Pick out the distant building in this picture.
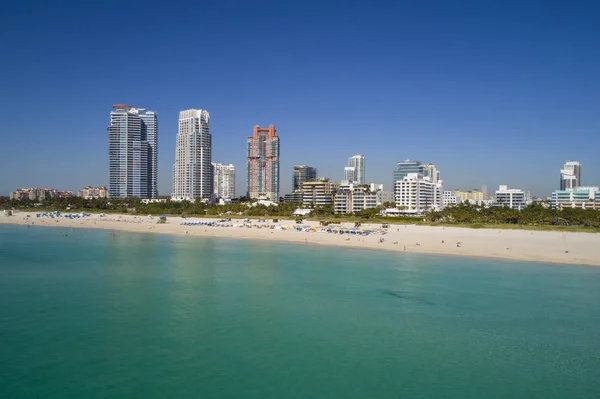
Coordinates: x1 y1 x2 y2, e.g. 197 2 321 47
454 189 484 202
343 167 356 183
107 104 158 199
302 179 336 208
213 163 235 200
78 186 108 199
424 163 440 184
394 173 444 214
376 191 394 206
10 188 59 201
247 125 280 201
346 155 365 184
172 109 212 202
443 190 459 206
494 185 527 210
552 186 599 210
58 191 74 198
293 165 317 191
560 161 582 190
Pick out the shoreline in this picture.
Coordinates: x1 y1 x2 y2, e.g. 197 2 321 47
2 212 599 267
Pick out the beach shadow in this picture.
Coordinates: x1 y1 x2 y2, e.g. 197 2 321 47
382 290 435 306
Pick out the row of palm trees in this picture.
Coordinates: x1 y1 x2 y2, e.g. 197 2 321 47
425 202 600 227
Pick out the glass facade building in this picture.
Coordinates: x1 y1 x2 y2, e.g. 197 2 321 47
293 165 317 191
107 104 158 199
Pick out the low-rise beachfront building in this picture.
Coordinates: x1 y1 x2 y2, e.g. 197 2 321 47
283 191 304 204
141 198 167 204
394 173 444 214
78 186 108 199
494 185 527 210
302 179 337 208
552 186 599 210
334 183 381 214
443 191 459 206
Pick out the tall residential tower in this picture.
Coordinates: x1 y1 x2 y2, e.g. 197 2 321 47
346 155 365 184
107 104 158 199
172 109 213 202
213 163 236 200
247 125 280 201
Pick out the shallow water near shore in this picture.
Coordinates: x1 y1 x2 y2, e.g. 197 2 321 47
1 224 600 398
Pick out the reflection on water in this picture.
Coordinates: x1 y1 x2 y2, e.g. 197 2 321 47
1 225 600 399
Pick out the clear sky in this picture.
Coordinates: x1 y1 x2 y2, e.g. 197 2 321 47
1 0 599 197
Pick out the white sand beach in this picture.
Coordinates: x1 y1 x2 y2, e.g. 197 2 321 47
2 211 599 266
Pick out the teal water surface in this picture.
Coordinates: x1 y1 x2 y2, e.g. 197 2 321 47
1 224 599 398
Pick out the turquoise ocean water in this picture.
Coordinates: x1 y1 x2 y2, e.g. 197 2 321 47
1 224 599 398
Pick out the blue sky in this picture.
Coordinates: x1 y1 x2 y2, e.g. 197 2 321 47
1 0 599 197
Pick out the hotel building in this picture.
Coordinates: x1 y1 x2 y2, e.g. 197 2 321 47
213 163 235 200
78 186 108 199
107 104 158 199
301 179 337 208
334 183 381 214
172 109 213 202
493 185 527 210
394 173 444 214
552 187 599 210
247 125 280 201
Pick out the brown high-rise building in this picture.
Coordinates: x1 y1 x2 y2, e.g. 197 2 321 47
246 125 280 201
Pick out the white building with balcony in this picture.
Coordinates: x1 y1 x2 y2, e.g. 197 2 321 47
443 190 459 206
494 185 527 210
334 183 380 214
394 173 443 214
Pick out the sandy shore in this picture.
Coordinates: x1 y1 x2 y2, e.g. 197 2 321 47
2 211 599 266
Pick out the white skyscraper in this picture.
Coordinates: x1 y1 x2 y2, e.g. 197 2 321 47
560 161 582 190
346 155 365 184
213 163 235 200
344 167 356 183
172 109 213 202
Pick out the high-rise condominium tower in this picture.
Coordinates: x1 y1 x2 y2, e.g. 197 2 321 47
247 125 280 201
213 163 236 200
293 165 317 191
172 109 213 202
560 161 582 190
107 104 158 199
347 155 365 184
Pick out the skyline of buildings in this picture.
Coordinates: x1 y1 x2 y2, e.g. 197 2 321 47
7 103 593 212
172 109 213 202
107 104 158 199
246 125 280 201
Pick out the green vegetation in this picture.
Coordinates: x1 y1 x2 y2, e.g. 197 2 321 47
2 197 599 232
